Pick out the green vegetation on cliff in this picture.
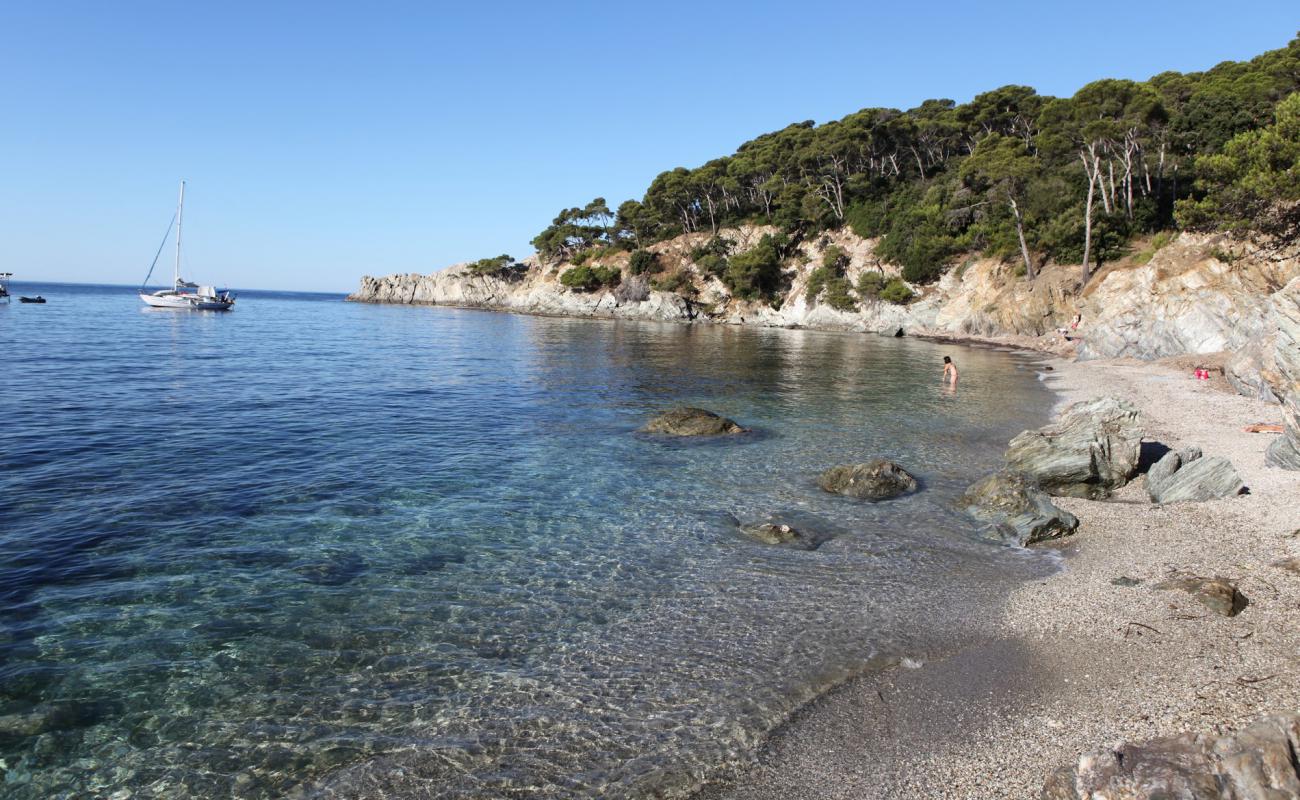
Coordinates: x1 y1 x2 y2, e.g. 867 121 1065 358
532 35 1300 286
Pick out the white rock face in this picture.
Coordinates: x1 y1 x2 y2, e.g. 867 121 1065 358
1075 234 1298 360
1265 277 1300 469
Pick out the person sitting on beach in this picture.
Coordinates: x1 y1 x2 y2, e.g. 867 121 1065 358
942 356 958 385
1071 312 1082 331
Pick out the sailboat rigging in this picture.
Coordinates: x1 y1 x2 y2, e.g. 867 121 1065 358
139 181 235 310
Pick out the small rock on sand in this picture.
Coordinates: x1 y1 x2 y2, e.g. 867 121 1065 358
1042 712 1300 799
1146 448 1246 503
1155 574 1249 617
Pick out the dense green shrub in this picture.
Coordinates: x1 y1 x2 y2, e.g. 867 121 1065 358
724 234 785 301
879 277 915 304
856 271 885 298
467 254 516 276
822 276 857 311
560 264 621 292
628 249 660 275
695 253 728 278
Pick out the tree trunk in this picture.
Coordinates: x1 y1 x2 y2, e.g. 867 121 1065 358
1009 194 1035 280
1080 151 1097 286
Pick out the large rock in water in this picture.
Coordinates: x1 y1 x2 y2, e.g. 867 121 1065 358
1004 396 1142 498
818 460 918 501
1041 713 1300 799
641 407 747 436
739 522 832 551
959 471 1080 547
1265 277 1300 469
1146 447 1245 503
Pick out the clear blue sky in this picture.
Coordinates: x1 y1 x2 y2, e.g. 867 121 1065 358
2 2 1296 292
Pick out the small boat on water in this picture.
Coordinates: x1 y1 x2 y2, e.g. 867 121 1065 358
0 272 11 302
139 181 235 311
19 296 46 304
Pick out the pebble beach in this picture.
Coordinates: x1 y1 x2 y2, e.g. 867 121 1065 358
698 355 1300 799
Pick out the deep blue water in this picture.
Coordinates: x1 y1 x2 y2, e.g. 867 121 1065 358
0 282 1055 798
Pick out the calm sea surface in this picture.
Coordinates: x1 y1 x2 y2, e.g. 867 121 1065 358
1 282 1056 798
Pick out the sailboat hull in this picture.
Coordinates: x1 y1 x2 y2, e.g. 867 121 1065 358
139 291 234 310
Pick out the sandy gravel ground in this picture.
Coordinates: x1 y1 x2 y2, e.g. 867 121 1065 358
697 356 1300 799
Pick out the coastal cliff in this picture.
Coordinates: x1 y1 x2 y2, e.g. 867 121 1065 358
349 226 1297 368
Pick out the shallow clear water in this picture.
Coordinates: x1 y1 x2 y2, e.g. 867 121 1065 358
0 283 1054 798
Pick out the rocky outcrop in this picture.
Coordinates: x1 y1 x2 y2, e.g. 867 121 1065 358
1076 235 1298 361
641 407 747 436
959 470 1080 547
739 522 831 551
1155 574 1249 617
1003 397 1142 499
1146 447 1245 503
1225 338 1282 403
1042 713 1300 799
817 460 918 501
1265 277 1300 469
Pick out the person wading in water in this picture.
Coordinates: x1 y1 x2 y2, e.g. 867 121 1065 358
942 356 958 385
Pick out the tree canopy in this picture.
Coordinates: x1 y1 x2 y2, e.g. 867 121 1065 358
528 35 1300 284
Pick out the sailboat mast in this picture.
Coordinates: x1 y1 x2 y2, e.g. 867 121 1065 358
174 180 186 290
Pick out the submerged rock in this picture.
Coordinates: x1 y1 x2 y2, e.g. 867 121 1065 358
641 407 747 436
1004 396 1142 498
817 460 918 501
1147 447 1245 503
739 522 832 551
1155 574 1249 617
959 470 1079 547
1042 712 1300 799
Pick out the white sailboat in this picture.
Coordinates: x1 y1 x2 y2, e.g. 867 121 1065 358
139 181 235 310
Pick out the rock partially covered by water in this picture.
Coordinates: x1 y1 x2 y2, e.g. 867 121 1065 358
1004 396 1142 499
740 522 831 551
641 407 747 436
1265 277 1300 470
1042 712 1300 799
1146 447 1245 503
817 460 918 501
1155 574 1249 617
959 471 1079 547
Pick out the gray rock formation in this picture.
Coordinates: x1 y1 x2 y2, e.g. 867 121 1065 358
1075 235 1296 361
1225 338 1281 402
739 522 831 551
1155 574 1249 617
1004 396 1142 498
1041 713 1300 799
1146 448 1245 503
959 471 1080 547
817 460 918 501
1265 277 1300 469
641 407 747 436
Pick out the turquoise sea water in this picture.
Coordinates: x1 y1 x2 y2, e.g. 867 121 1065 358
1 283 1055 798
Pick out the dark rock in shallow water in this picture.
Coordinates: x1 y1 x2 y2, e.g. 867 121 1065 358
817 460 918 501
0 701 116 744
1147 447 1245 503
1004 396 1142 499
739 522 833 551
640 407 747 436
1041 712 1300 799
959 470 1079 547
1155 574 1249 617
292 552 367 586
